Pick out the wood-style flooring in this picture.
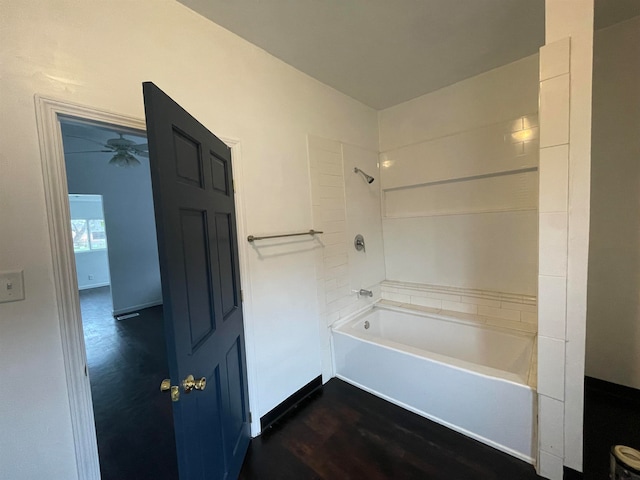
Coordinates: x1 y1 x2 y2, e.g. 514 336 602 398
239 379 543 480
81 286 640 479
80 287 178 480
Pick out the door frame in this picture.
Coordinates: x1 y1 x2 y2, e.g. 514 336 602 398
34 95 259 480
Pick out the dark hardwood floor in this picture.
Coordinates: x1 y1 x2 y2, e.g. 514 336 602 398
80 286 640 479
80 287 178 480
240 379 542 480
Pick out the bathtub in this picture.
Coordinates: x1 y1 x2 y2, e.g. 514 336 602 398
332 304 536 463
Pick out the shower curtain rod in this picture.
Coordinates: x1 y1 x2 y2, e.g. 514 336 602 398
247 229 323 243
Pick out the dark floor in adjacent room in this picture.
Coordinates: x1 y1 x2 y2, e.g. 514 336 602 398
583 376 640 480
239 379 543 480
80 286 178 480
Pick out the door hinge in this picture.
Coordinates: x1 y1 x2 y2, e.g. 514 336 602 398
249 412 252 423
232 179 236 194
240 289 244 302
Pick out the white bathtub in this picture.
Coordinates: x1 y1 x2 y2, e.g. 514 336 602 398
332 304 536 463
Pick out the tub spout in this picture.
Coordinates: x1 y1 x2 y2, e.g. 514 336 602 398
358 289 373 298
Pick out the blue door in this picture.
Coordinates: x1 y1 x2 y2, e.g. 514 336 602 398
143 82 250 479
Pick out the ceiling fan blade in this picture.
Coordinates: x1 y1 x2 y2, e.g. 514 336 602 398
135 151 149 158
63 135 111 148
64 150 113 154
107 137 135 148
130 143 148 152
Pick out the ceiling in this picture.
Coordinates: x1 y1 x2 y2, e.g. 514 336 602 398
178 0 640 110
178 0 545 109
61 120 147 165
595 0 640 30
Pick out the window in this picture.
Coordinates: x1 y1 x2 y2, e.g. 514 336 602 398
88 219 107 249
71 218 107 252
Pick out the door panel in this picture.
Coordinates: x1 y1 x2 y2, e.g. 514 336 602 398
173 128 204 188
144 82 250 480
225 337 247 454
180 209 216 347
215 213 238 319
210 153 229 195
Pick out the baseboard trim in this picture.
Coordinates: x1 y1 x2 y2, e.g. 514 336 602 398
260 375 322 431
563 466 583 479
78 282 110 291
112 300 162 317
585 376 640 402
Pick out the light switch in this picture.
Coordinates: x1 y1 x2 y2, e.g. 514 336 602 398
0 270 25 303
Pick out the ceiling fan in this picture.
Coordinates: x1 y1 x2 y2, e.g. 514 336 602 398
64 132 148 167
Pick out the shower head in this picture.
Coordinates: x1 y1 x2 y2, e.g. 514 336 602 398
354 167 375 184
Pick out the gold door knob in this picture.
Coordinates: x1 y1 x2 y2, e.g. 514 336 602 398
160 379 180 402
182 374 207 393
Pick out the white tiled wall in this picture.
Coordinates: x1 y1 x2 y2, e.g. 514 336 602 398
537 0 594 474
379 116 539 191
539 393 565 457
343 144 386 293
384 170 538 218
382 211 538 295
379 56 541 152
538 212 569 277
539 145 569 213
539 74 570 148
308 135 385 380
381 280 537 335
537 34 571 480
379 54 540 297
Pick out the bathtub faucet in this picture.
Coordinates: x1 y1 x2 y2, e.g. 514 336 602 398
357 288 373 298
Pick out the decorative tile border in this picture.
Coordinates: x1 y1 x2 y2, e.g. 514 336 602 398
381 280 537 333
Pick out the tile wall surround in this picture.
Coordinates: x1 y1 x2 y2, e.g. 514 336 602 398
536 23 589 478
342 143 386 294
379 282 539 389
378 55 540 153
379 56 541 299
379 114 540 195
381 281 537 334
380 114 540 221
307 38 591 478
308 135 384 379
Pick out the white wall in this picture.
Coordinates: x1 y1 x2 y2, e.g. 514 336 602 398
0 2 378 478
586 16 640 390
378 55 540 296
64 126 163 314
68 196 111 290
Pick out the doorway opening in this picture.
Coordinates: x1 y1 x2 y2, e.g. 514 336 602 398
60 117 178 479
36 94 256 480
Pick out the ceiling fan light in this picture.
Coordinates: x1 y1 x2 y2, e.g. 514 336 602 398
126 152 142 167
109 152 141 167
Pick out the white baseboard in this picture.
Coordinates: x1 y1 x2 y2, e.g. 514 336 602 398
78 282 110 291
112 300 162 316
